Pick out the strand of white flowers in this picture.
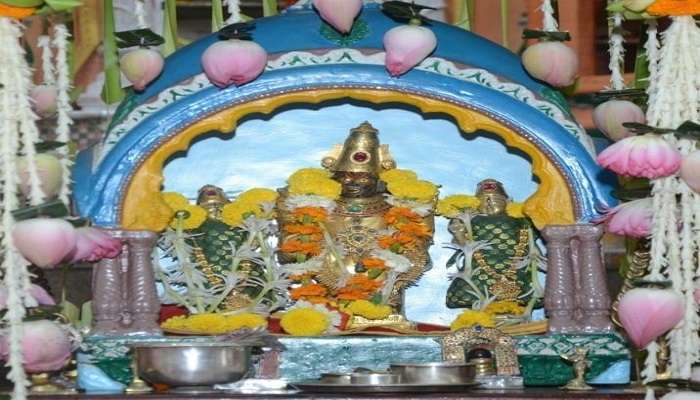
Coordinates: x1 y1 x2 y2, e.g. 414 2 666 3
225 0 241 25
641 340 658 383
608 12 625 90
135 0 147 29
645 19 660 100
0 17 30 400
53 24 74 204
540 0 558 31
37 35 55 85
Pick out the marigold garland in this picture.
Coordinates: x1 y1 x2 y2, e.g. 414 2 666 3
383 207 422 225
437 195 480 217
288 168 331 186
290 283 328 300
386 180 438 203
484 300 525 315
0 3 35 19
236 188 279 204
280 307 330 336
161 313 267 334
279 239 322 257
450 310 496 331
170 204 208 230
290 206 328 222
289 177 342 199
506 202 525 218
361 257 387 270
344 300 392 320
379 169 418 184
221 201 263 227
162 192 190 210
647 0 700 16
284 224 322 235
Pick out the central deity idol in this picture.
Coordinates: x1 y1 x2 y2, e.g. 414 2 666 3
277 122 436 326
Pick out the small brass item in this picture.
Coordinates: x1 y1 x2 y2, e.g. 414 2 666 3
29 373 65 394
560 347 594 391
466 348 496 376
126 353 153 394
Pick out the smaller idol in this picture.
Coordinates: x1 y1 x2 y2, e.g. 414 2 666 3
438 179 544 318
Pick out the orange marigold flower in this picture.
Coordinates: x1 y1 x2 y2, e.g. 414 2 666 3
291 207 328 222
305 296 329 304
288 272 316 281
0 3 36 19
395 232 418 246
384 207 421 225
397 222 431 238
346 275 384 291
647 0 700 16
284 224 322 235
361 258 386 269
280 239 322 256
336 288 371 300
378 235 396 249
290 284 328 300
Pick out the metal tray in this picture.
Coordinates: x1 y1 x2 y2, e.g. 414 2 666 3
293 381 480 393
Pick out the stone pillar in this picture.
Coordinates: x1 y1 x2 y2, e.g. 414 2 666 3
575 225 613 333
542 225 578 333
91 229 161 336
124 230 161 334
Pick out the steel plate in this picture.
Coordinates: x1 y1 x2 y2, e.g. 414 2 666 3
293 381 480 393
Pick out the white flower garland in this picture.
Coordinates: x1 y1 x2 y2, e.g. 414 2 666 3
135 0 147 29
644 19 660 101
37 35 55 85
540 0 559 32
644 16 700 381
226 0 241 25
52 24 74 204
607 11 625 90
0 16 42 400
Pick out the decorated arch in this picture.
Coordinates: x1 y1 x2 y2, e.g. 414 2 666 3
72 2 615 231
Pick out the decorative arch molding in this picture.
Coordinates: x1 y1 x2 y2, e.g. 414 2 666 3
73 62 614 231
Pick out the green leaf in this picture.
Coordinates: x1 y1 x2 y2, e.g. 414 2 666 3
219 22 255 40
60 300 80 325
102 0 125 104
115 29 165 49
34 140 67 153
595 88 647 102
367 268 383 280
521 29 571 42
211 0 224 32
79 301 93 329
611 188 651 201
11 200 70 221
162 0 178 57
369 293 383 305
43 0 81 12
261 0 277 17
382 1 436 24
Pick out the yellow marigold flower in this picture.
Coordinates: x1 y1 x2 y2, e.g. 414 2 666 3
484 301 525 316
280 307 330 336
289 177 342 200
162 192 190 210
379 169 418 184
450 310 496 331
161 313 267 334
170 204 208 230
236 188 279 205
437 194 480 217
221 201 263 227
0 3 36 19
387 180 438 203
288 168 331 187
344 300 392 320
506 202 525 218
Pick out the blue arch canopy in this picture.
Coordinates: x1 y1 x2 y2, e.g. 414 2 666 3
73 4 616 226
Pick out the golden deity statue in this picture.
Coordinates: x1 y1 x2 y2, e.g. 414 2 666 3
277 122 436 328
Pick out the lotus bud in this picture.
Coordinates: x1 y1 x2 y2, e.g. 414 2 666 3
0 284 55 310
30 84 58 117
17 153 63 199
312 0 363 34
119 48 164 92
12 218 77 268
593 100 646 142
202 39 268 88
622 0 656 12
597 134 682 178
618 288 684 348
599 198 653 238
0 320 73 373
521 41 579 87
383 22 437 77
680 150 700 193
65 227 122 264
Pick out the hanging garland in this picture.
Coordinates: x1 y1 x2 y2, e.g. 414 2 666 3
53 23 73 204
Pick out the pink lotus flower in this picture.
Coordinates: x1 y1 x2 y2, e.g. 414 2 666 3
680 150 700 193
0 284 55 309
30 85 58 117
597 134 682 178
65 227 122 263
521 41 579 87
383 23 437 77
120 48 164 91
313 0 362 34
600 198 653 238
12 218 77 268
202 39 268 88
618 288 684 348
593 100 646 142
17 153 63 199
0 320 73 373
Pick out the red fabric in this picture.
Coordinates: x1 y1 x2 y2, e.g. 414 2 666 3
159 304 188 323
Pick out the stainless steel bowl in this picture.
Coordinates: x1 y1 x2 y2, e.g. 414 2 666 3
133 342 251 388
319 373 352 384
390 362 476 384
350 372 402 385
